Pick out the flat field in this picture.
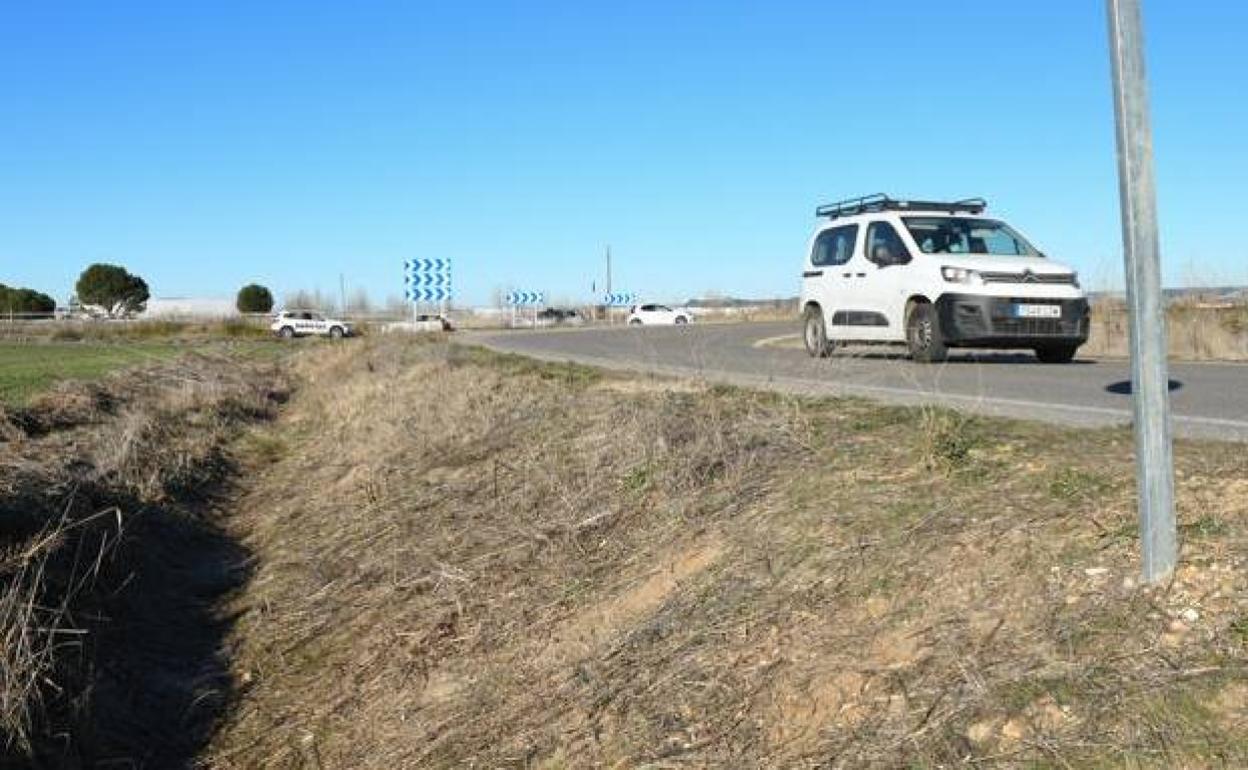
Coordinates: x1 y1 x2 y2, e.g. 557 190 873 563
0 341 179 405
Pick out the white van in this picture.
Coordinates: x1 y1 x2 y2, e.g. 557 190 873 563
799 195 1089 363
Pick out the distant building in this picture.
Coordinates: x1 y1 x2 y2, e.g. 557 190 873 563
141 297 239 319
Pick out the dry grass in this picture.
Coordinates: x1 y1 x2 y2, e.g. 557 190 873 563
0 350 288 765
1085 300 1248 360
207 336 1248 768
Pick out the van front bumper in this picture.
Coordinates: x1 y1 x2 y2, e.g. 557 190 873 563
936 293 1090 347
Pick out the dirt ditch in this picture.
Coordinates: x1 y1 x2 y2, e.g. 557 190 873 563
1 352 287 767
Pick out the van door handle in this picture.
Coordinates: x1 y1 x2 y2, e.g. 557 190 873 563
855 273 866 278
841 272 852 278
803 270 823 278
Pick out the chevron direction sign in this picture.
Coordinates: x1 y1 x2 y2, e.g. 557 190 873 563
404 258 452 278
505 290 544 306
406 286 452 302
602 292 636 307
404 258 452 302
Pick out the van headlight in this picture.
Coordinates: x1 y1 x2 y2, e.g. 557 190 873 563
941 266 982 285
1071 272 1081 289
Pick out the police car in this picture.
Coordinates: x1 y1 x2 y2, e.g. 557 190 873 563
270 310 354 339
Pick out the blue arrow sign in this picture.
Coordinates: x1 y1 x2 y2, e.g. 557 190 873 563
602 292 636 306
404 258 452 295
506 290 545 306
405 274 452 288
404 258 452 274
404 286 452 302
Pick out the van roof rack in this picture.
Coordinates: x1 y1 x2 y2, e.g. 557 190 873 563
815 194 987 219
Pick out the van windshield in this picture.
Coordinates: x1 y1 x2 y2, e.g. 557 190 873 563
902 217 1039 257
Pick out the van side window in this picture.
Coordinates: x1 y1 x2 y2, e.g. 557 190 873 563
811 224 859 267
865 221 911 266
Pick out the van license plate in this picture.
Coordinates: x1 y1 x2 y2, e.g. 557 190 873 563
1013 304 1062 319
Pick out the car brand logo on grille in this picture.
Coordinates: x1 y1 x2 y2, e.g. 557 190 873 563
1021 269 1037 283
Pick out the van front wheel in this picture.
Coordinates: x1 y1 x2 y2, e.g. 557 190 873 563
906 303 947 363
803 306 832 358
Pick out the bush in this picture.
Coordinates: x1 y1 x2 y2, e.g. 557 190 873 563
0 283 56 317
236 284 274 314
75 264 149 317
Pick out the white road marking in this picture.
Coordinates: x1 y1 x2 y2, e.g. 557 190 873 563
751 333 802 349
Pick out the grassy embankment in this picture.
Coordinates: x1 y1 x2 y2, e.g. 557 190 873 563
0 337 288 766
203 336 1248 768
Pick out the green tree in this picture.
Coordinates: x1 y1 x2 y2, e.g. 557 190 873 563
0 283 57 317
75 263 149 316
236 283 275 313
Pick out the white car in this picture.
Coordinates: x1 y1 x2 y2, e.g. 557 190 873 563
271 310 354 339
627 304 694 326
800 194 1089 363
380 314 454 334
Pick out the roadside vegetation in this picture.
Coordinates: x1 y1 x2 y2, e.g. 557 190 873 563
204 336 1248 767
1 348 288 765
3 332 1245 766
1085 299 1248 360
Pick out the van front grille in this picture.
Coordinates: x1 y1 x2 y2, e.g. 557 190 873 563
979 271 1077 286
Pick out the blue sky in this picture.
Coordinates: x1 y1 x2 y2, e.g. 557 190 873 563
2 1 1246 307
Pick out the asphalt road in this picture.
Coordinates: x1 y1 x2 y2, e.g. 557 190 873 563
471 322 1248 441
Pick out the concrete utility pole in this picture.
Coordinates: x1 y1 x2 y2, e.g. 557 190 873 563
1106 0 1176 583
605 245 613 324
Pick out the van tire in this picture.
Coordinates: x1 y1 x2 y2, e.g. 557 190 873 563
329 326 345 339
1034 344 1078 364
279 326 295 339
803 306 832 358
906 303 947 363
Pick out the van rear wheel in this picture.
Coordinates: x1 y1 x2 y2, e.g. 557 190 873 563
803 306 832 358
906 303 947 363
